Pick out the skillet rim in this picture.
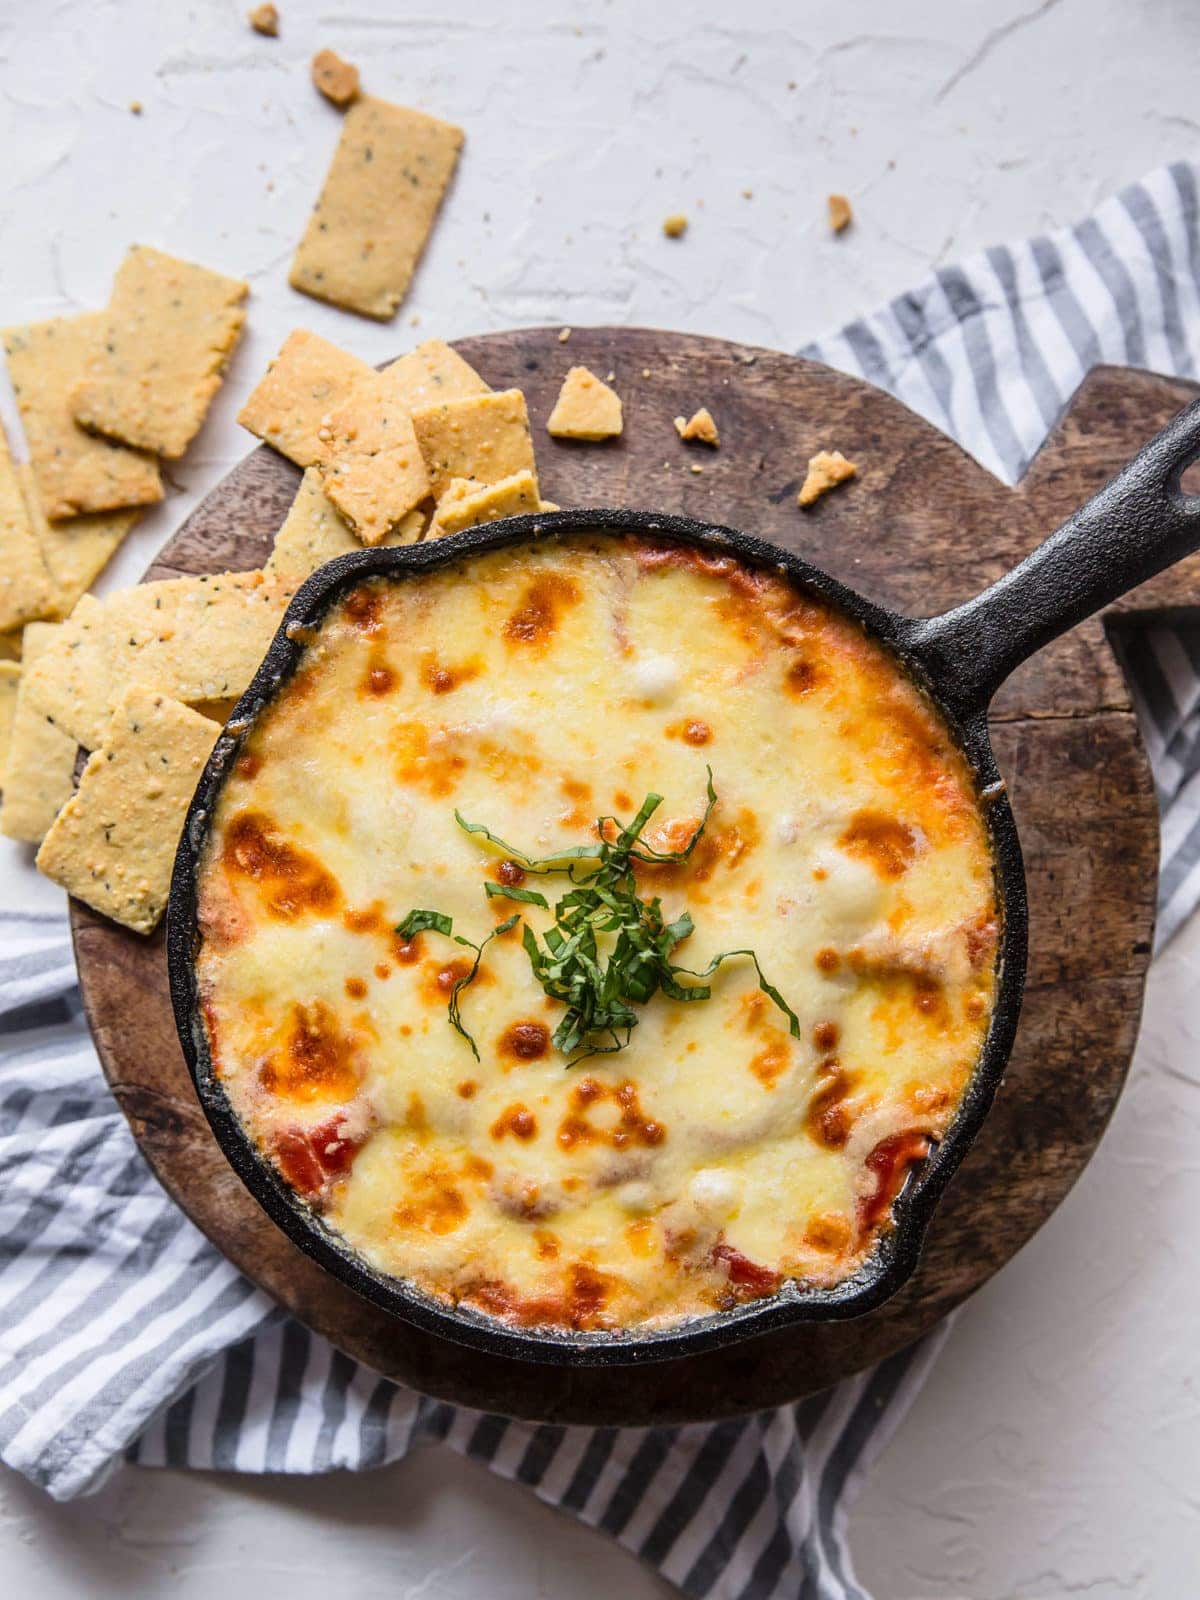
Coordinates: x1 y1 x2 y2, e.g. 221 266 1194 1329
166 507 1027 1368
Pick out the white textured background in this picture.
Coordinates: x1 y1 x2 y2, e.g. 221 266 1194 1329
3 0 1200 1594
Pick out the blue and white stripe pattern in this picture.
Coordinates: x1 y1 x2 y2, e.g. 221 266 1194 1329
5 161 1200 1598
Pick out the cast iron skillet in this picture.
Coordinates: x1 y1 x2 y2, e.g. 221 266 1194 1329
169 398 1200 1368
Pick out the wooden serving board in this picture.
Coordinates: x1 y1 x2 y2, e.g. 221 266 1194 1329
71 329 1200 1424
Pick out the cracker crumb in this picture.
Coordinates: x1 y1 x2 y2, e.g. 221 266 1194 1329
558 327 572 343
312 47 361 108
690 464 703 474
546 367 622 441
798 449 857 508
662 213 688 239
129 100 143 115
741 188 753 199
674 407 719 447
641 367 651 379
828 193 853 234
248 3 279 35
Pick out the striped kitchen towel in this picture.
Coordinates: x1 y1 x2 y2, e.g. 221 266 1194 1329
5 159 1200 1600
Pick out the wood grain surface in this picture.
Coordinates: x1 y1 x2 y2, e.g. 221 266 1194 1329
70 328 1200 1423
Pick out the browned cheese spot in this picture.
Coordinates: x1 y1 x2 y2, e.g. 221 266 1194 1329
260 1001 360 1104
749 1039 789 1088
394 1167 469 1236
499 1020 551 1061
343 583 386 636
390 721 468 798
362 660 398 697
223 811 342 921
784 655 822 696
813 1020 840 1052
839 809 917 879
420 650 482 696
503 572 581 648
557 1077 665 1151
490 1103 538 1141
804 1212 853 1254
804 1059 859 1148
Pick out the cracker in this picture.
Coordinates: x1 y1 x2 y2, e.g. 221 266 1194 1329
428 470 543 539
266 468 425 582
411 389 536 499
312 48 360 107
20 593 111 749
674 407 719 446
317 387 430 544
104 571 295 717
237 329 373 468
71 245 249 458
797 449 857 508
546 367 623 441
23 573 293 750
0 623 79 843
0 631 20 661
36 686 219 935
18 463 139 615
0 660 19 785
289 96 464 320
379 339 489 410
0 421 59 632
4 314 163 519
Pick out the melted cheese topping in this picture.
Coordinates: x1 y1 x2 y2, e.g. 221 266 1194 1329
196 537 998 1332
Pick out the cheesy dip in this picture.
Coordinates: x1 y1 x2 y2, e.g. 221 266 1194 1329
195 535 998 1332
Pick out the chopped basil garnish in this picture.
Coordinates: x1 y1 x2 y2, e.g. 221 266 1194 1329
398 769 799 1065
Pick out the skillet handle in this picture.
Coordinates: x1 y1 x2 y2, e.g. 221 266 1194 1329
904 396 1200 718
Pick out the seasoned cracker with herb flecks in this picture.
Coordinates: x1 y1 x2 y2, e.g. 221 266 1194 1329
378 339 489 410
36 686 219 935
71 245 248 459
289 96 464 320
23 572 294 750
237 328 374 469
18 464 140 616
317 379 431 543
0 422 59 633
0 622 79 843
4 314 163 519
411 389 537 499
0 660 19 785
428 470 544 539
266 469 426 584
